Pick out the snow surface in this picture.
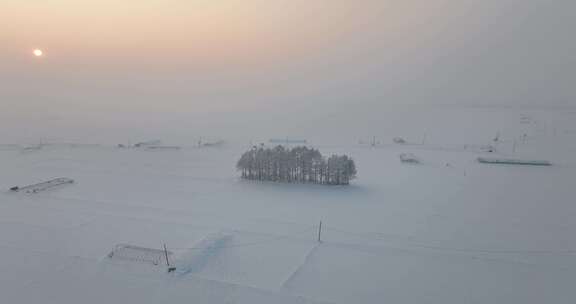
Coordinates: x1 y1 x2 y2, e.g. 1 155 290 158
1 108 576 303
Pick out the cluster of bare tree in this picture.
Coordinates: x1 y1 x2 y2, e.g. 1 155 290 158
237 145 357 185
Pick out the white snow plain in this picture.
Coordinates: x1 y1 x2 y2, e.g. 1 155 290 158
1 108 576 303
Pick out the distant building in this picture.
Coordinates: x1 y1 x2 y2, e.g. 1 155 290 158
399 153 419 164
393 137 406 144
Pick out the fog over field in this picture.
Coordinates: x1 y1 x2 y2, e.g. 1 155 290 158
2 0 575 143
1 1 576 303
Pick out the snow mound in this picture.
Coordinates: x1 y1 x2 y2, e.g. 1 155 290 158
172 233 234 276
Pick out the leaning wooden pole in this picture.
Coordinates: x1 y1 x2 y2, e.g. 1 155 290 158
163 244 170 267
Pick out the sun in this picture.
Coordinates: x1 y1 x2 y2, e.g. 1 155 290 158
33 49 44 57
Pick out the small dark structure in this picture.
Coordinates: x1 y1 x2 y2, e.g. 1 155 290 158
108 244 173 266
477 157 551 166
399 153 420 164
10 178 75 193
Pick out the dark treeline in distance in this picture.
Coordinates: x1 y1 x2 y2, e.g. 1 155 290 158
237 145 357 185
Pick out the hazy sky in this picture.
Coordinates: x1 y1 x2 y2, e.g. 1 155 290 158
1 0 575 142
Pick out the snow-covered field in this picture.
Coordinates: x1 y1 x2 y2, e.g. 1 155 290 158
1 108 576 303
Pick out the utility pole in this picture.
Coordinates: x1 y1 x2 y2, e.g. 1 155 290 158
317 221 323 243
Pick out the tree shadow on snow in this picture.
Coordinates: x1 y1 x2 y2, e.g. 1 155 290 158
235 178 373 198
